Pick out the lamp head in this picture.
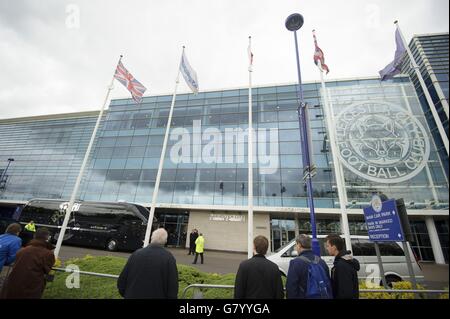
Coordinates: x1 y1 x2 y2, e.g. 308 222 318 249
285 13 304 31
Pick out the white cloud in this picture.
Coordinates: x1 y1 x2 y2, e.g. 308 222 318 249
0 0 448 119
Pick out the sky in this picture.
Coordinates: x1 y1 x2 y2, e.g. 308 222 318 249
0 0 448 119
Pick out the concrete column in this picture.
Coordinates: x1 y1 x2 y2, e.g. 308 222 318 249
425 216 446 264
294 215 300 239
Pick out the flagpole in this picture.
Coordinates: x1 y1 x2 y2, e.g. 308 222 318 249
54 55 123 259
143 47 183 247
395 21 449 156
247 36 254 259
313 31 352 253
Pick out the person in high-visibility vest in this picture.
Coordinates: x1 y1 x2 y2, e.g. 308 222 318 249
24 221 36 232
192 233 205 264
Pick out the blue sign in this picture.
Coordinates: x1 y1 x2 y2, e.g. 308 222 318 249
363 196 405 242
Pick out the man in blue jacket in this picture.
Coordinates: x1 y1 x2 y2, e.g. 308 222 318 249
0 223 22 273
286 234 331 299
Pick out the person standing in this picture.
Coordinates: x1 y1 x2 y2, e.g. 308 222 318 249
325 234 360 299
2 228 55 299
0 223 22 273
22 220 36 247
117 228 178 299
286 234 332 299
234 235 284 299
24 221 36 233
188 229 198 255
192 233 204 264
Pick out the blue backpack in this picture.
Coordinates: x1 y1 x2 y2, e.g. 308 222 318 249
299 255 333 299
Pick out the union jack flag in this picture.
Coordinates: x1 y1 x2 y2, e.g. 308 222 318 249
114 61 147 104
313 31 330 74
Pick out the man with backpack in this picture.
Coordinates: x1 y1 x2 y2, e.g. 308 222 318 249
286 234 332 299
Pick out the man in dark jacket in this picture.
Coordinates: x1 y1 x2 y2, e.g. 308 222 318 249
234 235 284 299
325 234 360 299
2 228 55 299
188 229 198 255
117 228 178 299
286 234 330 299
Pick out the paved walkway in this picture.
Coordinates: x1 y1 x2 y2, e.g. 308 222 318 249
58 245 247 274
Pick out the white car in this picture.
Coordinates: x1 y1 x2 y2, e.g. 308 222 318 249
266 235 424 286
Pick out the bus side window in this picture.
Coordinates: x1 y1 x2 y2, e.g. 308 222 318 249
357 239 377 256
379 242 405 256
351 239 363 256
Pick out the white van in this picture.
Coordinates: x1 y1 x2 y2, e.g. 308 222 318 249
266 235 424 286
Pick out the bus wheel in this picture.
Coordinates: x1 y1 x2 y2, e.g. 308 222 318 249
106 239 118 251
383 275 402 288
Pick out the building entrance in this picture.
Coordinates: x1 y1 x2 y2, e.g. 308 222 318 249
154 209 189 247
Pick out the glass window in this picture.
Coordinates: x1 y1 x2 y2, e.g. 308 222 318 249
214 181 235 197
148 135 164 145
221 103 239 113
215 168 237 181
281 183 303 197
259 112 278 123
106 169 124 181
280 155 301 168
136 182 155 196
175 169 195 181
96 147 114 158
131 136 148 146
280 141 301 154
355 239 377 256
279 129 300 141
278 110 298 122
109 158 127 169
146 145 163 157
161 169 177 181
116 136 132 147
220 113 240 125
102 181 120 193
140 169 157 181
125 158 143 169
379 242 404 256
198 168 215 182
129 146 146 157
281 168 302 183
89 170 107 181
98 137 116 147
113 147 130 159
118 182 137 197
123 169 141 181
93 159 111 169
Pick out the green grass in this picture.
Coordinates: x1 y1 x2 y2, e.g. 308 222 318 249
43 255 237 299
44 255 447 299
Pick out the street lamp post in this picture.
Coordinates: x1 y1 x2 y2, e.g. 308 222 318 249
0 158 15 190
285 13 320 256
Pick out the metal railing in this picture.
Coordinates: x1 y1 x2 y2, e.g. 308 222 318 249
49 268 448 299
52 267 119 279
180 283 448 299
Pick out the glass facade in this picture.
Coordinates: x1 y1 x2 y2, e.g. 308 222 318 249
0 77 448 211
326 78 448 209
0 113 100 201
402 33 449 179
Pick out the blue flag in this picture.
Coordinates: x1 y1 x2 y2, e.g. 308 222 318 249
379 28 407 81
180 51 199 94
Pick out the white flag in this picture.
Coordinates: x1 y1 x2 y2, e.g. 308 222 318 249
248 37 253 71
180 51 199 94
